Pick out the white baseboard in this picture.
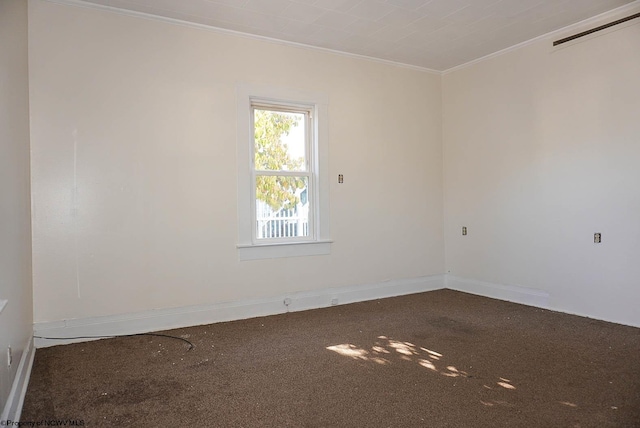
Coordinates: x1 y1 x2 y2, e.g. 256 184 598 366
1 336 35 422
446 275 550 309
34 274 446 348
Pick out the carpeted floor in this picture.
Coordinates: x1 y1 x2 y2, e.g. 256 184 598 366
22 290 640 427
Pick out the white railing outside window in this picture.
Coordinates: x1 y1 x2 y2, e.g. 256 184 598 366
256 199 309 239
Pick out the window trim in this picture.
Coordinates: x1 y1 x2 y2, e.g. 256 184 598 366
236 84 331 261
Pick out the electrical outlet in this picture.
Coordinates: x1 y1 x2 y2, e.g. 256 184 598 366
594 233 601 243
462 226 467 236
331 298 338 306
283 297 292 307
338 174 344 184
7 346 11 367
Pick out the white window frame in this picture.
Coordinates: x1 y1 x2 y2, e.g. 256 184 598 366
250 100 314 243
236 84 331 261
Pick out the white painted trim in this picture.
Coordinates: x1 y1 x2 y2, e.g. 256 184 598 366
34 275 446 348
236 84 331 260
443 1 640 74
544 307 640 330
1 337 35 423
238 240 332 261
446 275 550 309
43 0 440 75
445 275 640 328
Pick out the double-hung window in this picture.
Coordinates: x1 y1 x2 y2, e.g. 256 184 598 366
251 101 313 242
236 85 331 260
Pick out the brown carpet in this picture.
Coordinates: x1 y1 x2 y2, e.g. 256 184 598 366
22 290 640 427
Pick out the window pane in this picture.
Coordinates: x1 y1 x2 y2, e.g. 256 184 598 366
256 176 309 239
254 108 306 172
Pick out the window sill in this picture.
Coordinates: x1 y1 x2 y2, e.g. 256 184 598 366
237 240 332 261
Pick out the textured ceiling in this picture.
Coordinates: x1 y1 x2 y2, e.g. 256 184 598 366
77 0 636 71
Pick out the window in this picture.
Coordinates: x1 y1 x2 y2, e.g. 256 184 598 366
236 84 331 260
251 102 312 242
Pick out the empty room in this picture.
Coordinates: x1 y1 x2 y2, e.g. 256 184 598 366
1 0 639 426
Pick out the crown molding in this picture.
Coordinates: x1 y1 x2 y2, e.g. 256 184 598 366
443 0 640 75
44 0 442 75
37 0 640 78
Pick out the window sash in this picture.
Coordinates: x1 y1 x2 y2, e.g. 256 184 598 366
254 185 311 241
251 103 312 174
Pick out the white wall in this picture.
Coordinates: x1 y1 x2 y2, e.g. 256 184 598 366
0 0 34 412
29 0 444 324
443 8 640 326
